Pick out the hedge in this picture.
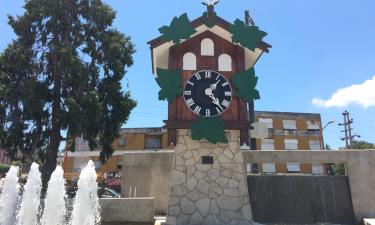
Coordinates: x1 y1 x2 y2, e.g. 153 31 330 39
0 164 10 174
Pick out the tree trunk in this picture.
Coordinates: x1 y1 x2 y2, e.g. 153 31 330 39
42 37 61 192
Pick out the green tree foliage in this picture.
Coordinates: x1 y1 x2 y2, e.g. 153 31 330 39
0 0 136 185
230 19 267 51
350 140 375 149
159 13 197 44
0 164 11 174
191 117 227 144
155 68 182 102
232 67 260 103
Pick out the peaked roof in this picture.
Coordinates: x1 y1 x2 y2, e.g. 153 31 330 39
148 14 272 52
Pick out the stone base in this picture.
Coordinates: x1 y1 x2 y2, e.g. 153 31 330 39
166 129 253 225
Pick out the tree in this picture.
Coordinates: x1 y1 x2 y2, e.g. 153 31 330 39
0 0 136 187
350 140 375 149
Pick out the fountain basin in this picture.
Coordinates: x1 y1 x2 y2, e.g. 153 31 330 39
100 197 155 224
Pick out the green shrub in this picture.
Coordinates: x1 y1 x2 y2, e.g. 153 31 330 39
0 164 10 174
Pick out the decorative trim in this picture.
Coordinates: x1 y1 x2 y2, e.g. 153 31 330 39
159 13 197 44
155 68 182 102
230 19 267 51
232 67 260 103
190 117 228 144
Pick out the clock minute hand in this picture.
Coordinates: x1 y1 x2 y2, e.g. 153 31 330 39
210 80 220 91
205 87 223 111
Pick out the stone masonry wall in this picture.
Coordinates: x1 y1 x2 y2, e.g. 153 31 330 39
166 129 253 225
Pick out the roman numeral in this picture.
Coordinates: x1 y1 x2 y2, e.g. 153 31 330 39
221 81 229 87
194 73 201 80
194 106 202 114
205 71 211 78
186 98 194 107
184 90 191 96
221 99 230 108
187 81 194 86
225 91 232 97
205 109 211 117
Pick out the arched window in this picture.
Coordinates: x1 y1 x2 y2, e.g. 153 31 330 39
218 54 232 71
183 52 197 70
201 38 214 56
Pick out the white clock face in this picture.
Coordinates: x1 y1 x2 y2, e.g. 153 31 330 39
183 70 232 117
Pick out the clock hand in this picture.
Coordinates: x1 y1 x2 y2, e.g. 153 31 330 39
205 87 224 110
210 80 220 91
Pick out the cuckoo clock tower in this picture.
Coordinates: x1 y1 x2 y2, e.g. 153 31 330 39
148 2 270 225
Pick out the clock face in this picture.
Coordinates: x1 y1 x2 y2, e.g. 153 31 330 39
183 70 232 117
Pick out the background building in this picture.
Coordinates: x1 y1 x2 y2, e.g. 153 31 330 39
0 149 10 165
63 111 325 178
253 111 324 174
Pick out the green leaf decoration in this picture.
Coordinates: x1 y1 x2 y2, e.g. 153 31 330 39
202 12 217 28
230 19 267 51
159 13 197 44
232 67 260 103
155 68 182 102
191 117 228 144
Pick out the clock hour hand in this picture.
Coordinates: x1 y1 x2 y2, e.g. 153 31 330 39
205 88 223 111
210 80 220 91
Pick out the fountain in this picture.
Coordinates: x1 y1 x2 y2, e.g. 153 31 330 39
0 166 19 225
0 160 101 225
70 160 101 225
16 162 42 225
40 165 66 225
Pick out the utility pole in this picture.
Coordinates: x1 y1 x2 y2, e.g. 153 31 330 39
339 110 360 149
245 10 256 150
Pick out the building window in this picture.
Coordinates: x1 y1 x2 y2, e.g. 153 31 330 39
261 139 274 150
145 135 161 150
118 137 127 147
283 120 297 135
183 52 197 70
307 121 320 130
312 163 324 175
307 121 321 136
262 163 276 173
287 162 300 173
201 38 214 56
309 140 321 150
284 139 298 150
259 118 273 128
218 54 232 71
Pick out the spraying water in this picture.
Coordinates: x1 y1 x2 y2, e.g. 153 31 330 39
71 160 101 225
0 166 19 225
40 165 66 225
16 162 42 225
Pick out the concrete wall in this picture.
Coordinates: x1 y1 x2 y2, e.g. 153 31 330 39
243 150 375 223
248 175 354 224
100 198 154 224
122 151 174 214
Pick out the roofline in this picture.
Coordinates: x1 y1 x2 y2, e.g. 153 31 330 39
147 15 271 53
255 111 321 119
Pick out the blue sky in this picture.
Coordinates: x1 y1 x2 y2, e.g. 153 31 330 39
1 0 375 149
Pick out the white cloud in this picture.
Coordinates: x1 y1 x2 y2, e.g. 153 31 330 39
312 75 375 108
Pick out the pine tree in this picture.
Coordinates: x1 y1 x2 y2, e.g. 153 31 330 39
0 0 136 187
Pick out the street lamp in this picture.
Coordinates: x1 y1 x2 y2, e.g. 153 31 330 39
321 120 335 150
323 120 335 130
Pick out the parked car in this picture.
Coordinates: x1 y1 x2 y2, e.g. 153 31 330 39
98 187 121 198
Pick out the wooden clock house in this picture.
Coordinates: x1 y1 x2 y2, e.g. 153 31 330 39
148 7 271 146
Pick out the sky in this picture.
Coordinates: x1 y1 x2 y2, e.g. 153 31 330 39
1 0 375 149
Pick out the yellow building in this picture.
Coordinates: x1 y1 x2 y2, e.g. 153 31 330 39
253 111 324 174
63 111 325 178
63 128 169 179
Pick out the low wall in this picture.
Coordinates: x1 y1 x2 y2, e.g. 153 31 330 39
100 198 155 224
248 175 354 224
122 151 173 214
243 150 375 223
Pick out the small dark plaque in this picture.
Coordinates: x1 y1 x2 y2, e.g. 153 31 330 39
202 156 214 164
